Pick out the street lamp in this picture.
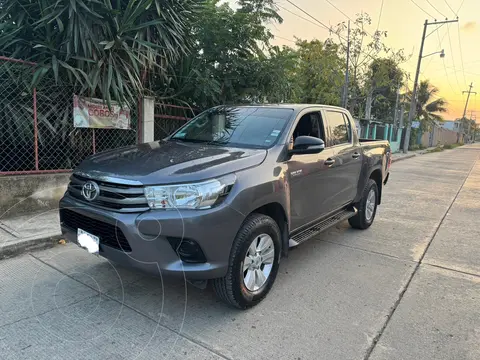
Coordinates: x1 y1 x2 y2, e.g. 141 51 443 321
402 18 458 154
422 49 445 59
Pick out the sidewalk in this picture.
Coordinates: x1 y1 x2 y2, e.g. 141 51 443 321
0 210 62 259
392 146 439 162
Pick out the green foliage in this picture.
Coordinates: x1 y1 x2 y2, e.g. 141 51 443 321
150 0 287 108
443 143 463 149
0 0 202 106
1 0 445 132
367 58 404 120
289 39 344 105
332 13 407 118
427 146 444 153
414 80 447 131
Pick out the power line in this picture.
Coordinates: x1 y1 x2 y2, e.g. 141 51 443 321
377 0 385 31
284 0 331 32
422 24 447 72
456 0 466 14
409 0 435 18
446 24 462 90
276 3 331 32
321 0 375 38
421 24 457 95
323 0 354 24
273 34 297 44
456 22 468 87
283 0 380 63
443 0 456 16
426 0 447 18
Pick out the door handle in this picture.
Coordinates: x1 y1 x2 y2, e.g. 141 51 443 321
324 158 335 166
352 152 361 159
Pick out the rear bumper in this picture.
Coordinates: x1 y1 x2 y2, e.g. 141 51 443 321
59 195 245 280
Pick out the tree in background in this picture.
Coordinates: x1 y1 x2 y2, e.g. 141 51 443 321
414 80 447 131
152 0 285 108
333 13 408 118
0 0 202 170
367 58 404 121
0 0 202 106
289 39 344 105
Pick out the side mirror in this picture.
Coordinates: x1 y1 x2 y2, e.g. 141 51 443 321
289 136 325 155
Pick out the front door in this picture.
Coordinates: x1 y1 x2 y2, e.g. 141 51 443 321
324 110 363 210
288 111 337 231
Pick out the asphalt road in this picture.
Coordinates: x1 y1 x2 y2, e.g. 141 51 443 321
1 145 479 360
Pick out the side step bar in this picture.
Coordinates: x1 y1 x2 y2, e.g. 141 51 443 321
289 207 357 248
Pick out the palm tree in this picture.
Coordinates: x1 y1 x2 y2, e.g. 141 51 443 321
0 0 202 106
414 80 448 130
0 0 202 171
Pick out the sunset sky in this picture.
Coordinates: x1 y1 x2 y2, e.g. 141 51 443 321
228 0 480 121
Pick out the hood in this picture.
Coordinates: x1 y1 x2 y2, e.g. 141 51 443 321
75 140 267 185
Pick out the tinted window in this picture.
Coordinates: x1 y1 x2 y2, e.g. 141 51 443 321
293 112 324 141
343 113 352 142
327 111 350 145
171 107 293 148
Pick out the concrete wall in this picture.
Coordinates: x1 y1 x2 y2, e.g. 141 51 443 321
0 173 71 219
419 127 462 148
390 128 403 153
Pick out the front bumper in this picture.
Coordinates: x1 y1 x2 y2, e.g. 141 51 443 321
59 195 245 280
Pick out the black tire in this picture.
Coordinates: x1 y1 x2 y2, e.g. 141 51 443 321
348 179 379 230
212 213 281 309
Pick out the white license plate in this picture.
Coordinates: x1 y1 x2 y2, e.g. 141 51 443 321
77 228 100 254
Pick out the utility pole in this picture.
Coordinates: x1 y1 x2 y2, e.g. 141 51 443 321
461 83 476 142
399 103 406 128
462 83 476 119
403 18 458 153
342 21 351 108
393 84 401 125
365 91 373 120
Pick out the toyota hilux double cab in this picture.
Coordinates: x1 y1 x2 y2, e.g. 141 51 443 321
59 104 391 309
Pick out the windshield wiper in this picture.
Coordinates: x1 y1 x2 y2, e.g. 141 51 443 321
170 138 212 143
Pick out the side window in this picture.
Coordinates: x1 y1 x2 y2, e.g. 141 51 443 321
326 111 350 146
292 112 325 142
343 113 353 142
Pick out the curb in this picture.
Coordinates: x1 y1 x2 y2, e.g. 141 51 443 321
0 232 63 260
392 154 416 163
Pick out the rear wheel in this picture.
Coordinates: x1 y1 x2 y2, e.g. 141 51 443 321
349 179 378 230
212 213 281 309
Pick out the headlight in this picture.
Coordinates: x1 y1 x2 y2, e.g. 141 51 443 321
144 174 236 210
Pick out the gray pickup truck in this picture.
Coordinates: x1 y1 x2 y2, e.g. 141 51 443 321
59 104 391 309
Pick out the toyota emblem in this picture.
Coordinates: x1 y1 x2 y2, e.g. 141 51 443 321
82 181 100 201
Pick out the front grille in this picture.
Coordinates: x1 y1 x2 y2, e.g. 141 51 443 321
68 174 149 213
60 208 132 252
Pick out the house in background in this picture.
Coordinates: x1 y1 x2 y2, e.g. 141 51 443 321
441 119 462 132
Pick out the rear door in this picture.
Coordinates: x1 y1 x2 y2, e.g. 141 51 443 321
287 110 337 231
323 110 363 210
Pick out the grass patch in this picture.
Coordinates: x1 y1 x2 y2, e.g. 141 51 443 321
427 146 444 153
443 143 463 149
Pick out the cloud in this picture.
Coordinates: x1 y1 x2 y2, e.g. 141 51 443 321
461 21 477 32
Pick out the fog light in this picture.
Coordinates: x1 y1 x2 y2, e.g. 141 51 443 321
167 237 207 263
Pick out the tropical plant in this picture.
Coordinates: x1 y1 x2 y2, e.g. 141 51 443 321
414 80 448 131
0 0 202 106
0 0 201 171
152 0 285 108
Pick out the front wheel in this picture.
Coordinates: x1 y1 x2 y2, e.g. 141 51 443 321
349 179 379 230
212 213 281 309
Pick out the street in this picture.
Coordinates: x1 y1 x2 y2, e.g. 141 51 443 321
1 145 479 360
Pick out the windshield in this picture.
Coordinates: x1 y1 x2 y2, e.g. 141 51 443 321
170 106 293 148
